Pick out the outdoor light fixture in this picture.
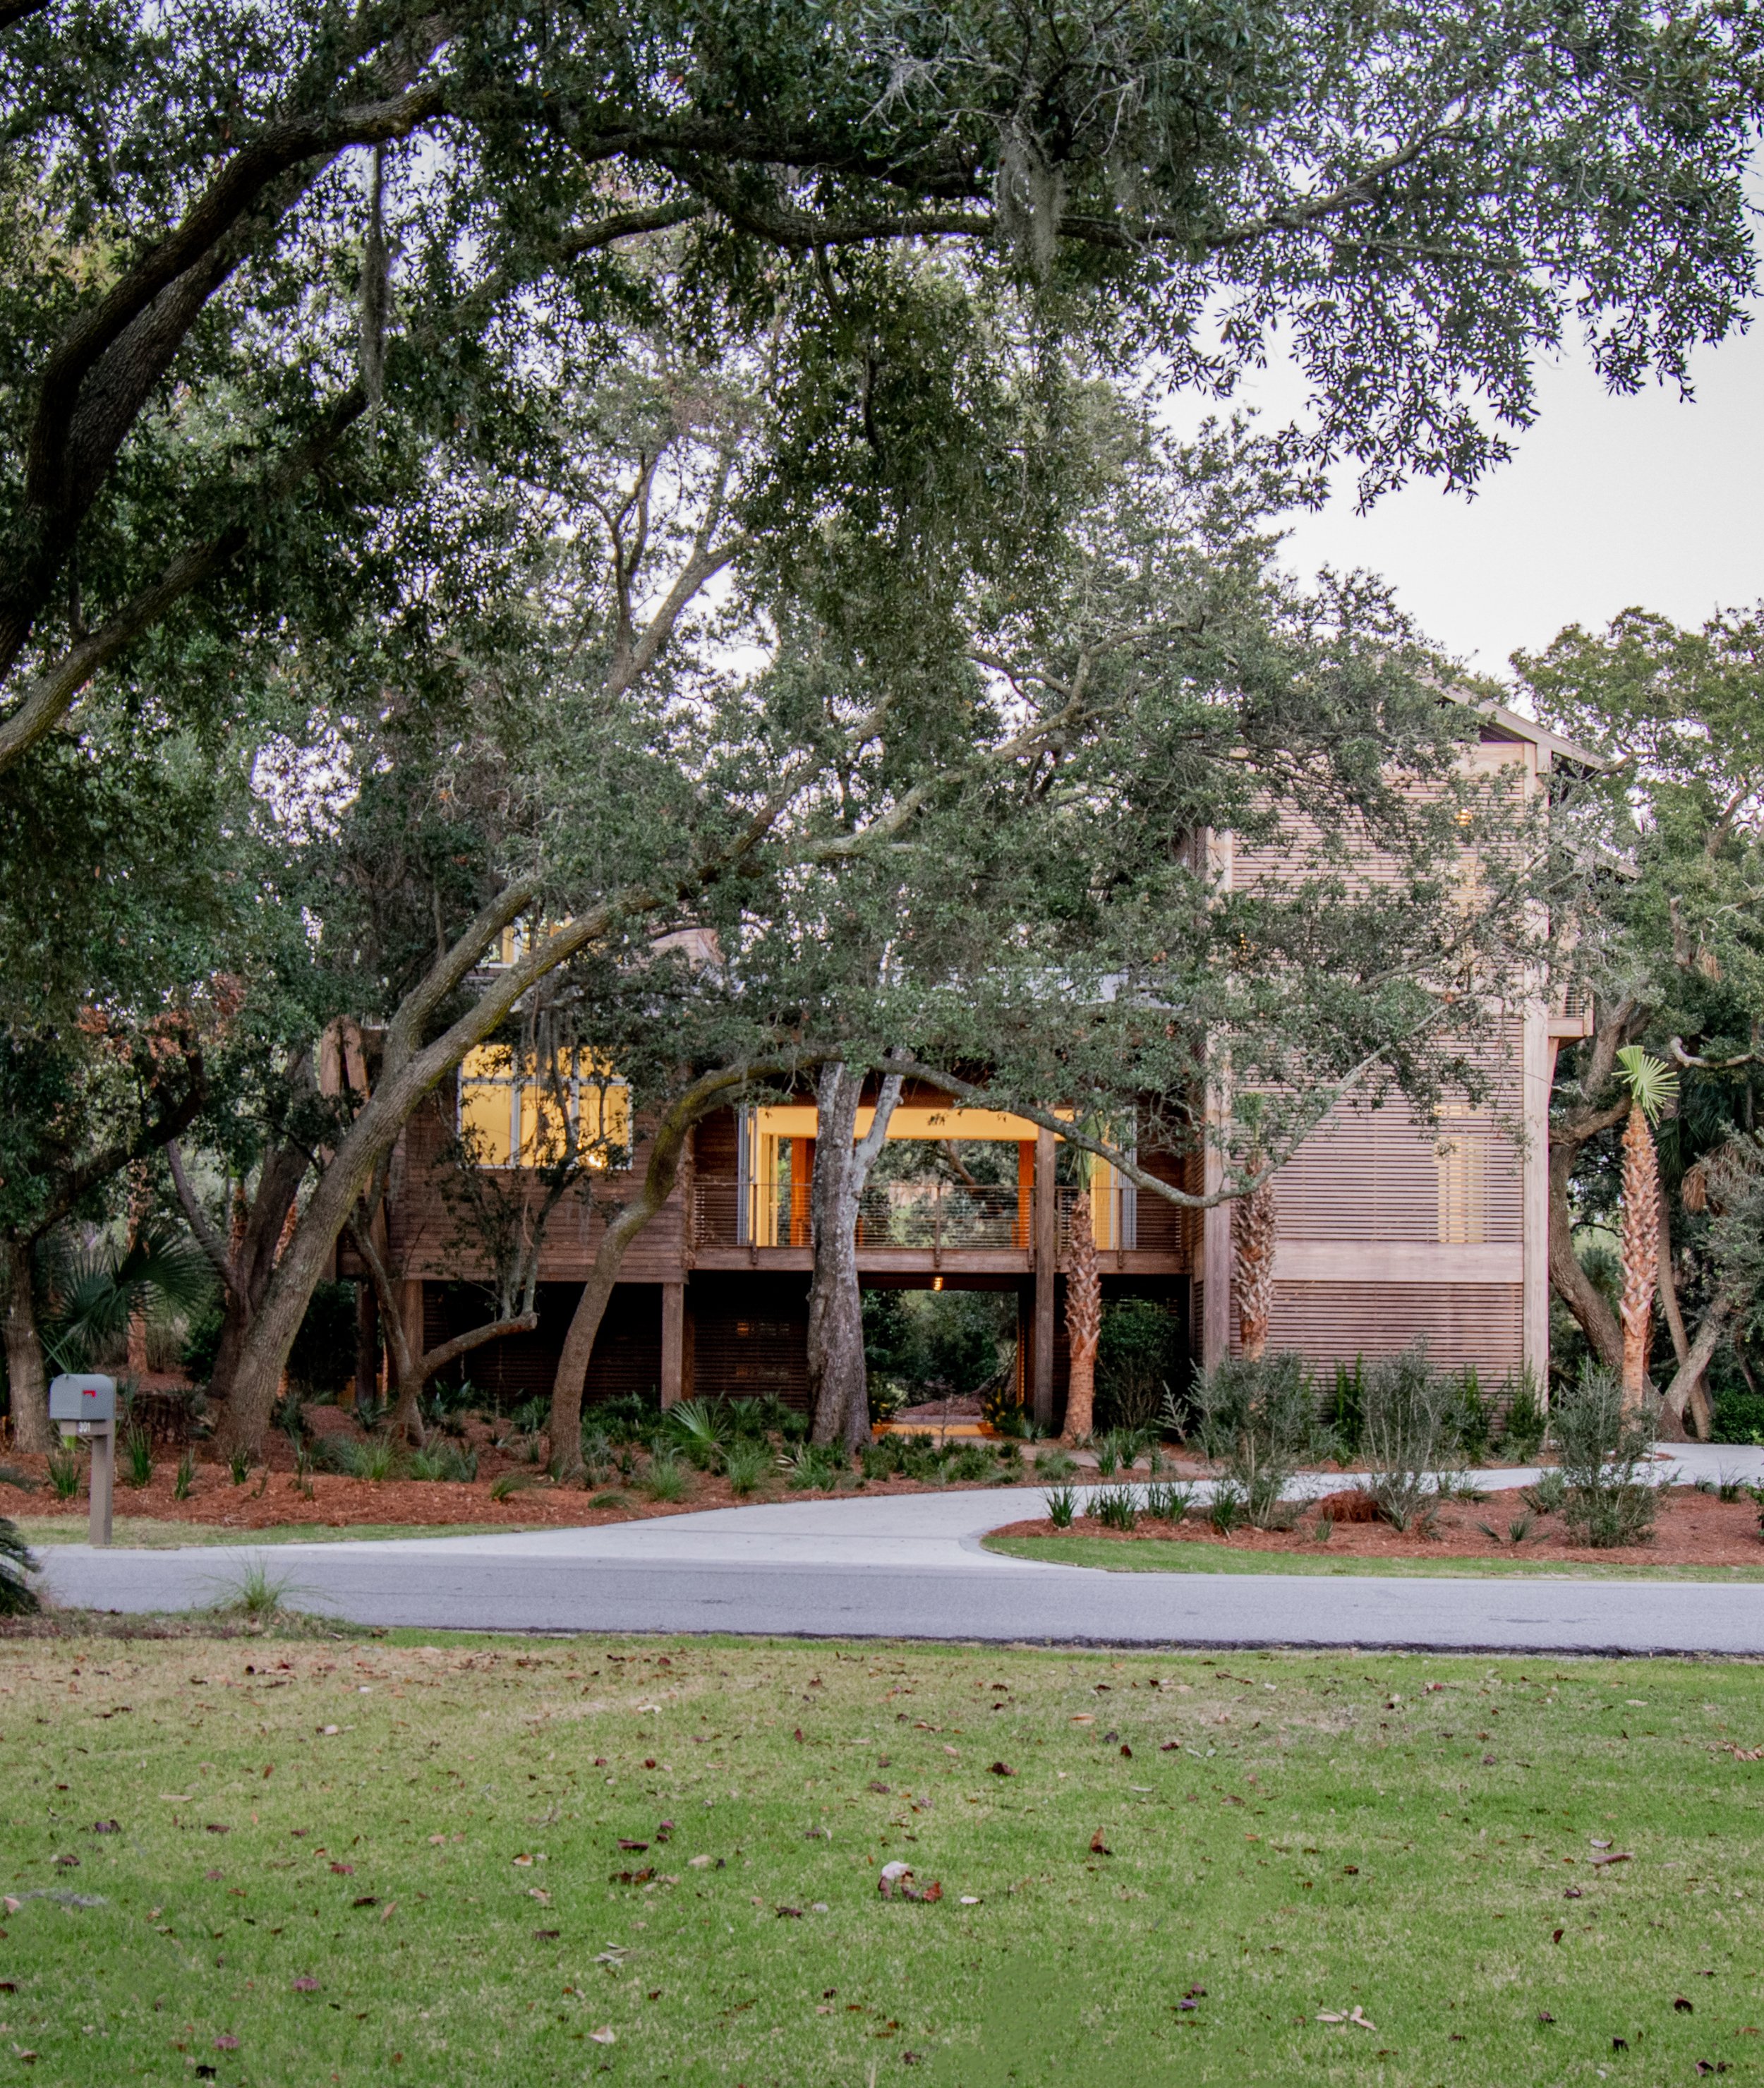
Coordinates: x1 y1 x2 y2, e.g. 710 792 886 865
932 1276 943 1291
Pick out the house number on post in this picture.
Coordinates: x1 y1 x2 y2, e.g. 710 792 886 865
47 1374 116 1547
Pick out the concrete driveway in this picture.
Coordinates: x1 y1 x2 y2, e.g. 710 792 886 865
33 1442 1764 1655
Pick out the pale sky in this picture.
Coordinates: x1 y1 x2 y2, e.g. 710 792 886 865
1179 311 1764 684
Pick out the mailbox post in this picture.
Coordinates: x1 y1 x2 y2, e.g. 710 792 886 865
48 1374 116 1547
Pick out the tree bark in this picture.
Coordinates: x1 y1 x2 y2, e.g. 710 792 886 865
1231 1164 1277 1362
1061 1192 1101 1443
1659 1293 1729 1441
807 1062 902 1449
1619 1102 1662 1409
547 1065 782 1476
3 1237 49 1454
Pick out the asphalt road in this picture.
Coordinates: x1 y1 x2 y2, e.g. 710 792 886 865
34 1445 1764 1655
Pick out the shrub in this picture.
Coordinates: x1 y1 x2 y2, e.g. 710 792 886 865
173 1447 196 1501
46 1444 81 1499
782 1444 845 1492
1044 1485 1078 1529
1093 1485 1140 1532
993 1439 1023 1471
723 1440 772 1497
1091 1436 1118 1477
1144 1480 1195 1523
591 1390 662 1445
1096 1298 1177 1432
180 1303 225 1386
1034 1449 1077 1481
1498 1368 1547 1461
642 1451 689 1503
409 1444 478 1483
1359 1346 1453 1533
579 1426 615 1483
1191 1353 1312 1527
272 1386 310 1443
666 1398 725 1468
1330 1358 1367 1457
121 1425 153 1489
286 1280 359 1396
0 1518 38 1614
228 1444 251 1485
1521 1468 1566 1516
946 1444 994 1485
859 1438 901 1483
490 1470 535 1502
1099 1426 1152 1472
1446 1367 1491 1465
1209 1481 1245 1534
1552 1366 1658 1547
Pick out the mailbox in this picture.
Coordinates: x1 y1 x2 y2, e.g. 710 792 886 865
49 1374 116 1425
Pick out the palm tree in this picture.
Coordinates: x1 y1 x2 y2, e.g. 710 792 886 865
1062 1184 1101 1444
1231 1159 1277 1362
1614 1046 1678 1411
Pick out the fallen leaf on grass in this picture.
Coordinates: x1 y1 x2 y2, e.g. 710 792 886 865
615 1840 648 1854
328 1863 354 1876
777 1906 804 1919
1589 1851 1633 1868
589 2027 616 2046
213 2034 241 2051
988 1763 1015 1778
1089 1831 1112 1857
1677 1997 1695 2013
959 1895 981 1905
89 1821 120 1836
533 1929 560 1941
380 1901 397 1923
291 1978 319 1993
351 1896 379 1909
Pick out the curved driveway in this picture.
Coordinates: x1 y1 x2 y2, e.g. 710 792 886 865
35 1444 1764 1655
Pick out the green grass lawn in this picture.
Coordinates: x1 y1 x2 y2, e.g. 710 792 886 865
11 1520 540 1550
984 1533 1764 1582
2 1628 1762 2085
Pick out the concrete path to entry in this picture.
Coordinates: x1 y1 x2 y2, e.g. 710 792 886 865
35 1442 1764 1656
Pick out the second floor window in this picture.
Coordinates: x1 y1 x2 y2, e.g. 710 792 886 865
457 1044 631 1170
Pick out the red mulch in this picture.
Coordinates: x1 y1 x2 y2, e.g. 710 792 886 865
991 1485 1764 1568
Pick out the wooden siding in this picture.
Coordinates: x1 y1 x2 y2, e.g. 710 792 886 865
689 1272 812 1408
421 1280 664 1408
389 1081 684 1284
1233 1279 1523 1381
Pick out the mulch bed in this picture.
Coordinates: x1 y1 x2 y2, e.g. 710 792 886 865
991 1485 1764 1569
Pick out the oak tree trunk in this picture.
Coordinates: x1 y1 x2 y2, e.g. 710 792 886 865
3 1237 49 1454
807 1063 902 1450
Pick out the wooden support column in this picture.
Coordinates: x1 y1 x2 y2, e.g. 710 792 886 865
1522 1008 1554 1397
660 1281 686 1411
1032 1126 1056 1429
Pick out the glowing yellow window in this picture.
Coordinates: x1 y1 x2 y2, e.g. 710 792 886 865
458 1046 629 1170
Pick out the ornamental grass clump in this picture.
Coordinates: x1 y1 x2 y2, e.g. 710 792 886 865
45 1444 80 1499
1552 1365 1659 1548
723 1439 772 1497
1191 1351 1312 1528
1092 1485 1140 1532
1144 1480 1195 1523
1044 1484 1078 1529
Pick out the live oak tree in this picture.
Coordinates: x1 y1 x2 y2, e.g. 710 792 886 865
1518 609 1764 1435
1 0 1758 785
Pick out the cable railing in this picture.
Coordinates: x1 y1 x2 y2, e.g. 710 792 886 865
689 1177 1185 1254
689 1178 1029 1251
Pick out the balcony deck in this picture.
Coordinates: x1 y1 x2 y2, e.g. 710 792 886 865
687 1179 1186 1277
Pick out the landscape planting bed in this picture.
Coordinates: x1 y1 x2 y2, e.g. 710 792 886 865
987 1485 1764 1574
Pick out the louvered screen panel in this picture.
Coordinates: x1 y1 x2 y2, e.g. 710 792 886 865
690 1274 811 1408
1248 1280 1523 1380
421 1281 662 1408
1274 1106 1521 1245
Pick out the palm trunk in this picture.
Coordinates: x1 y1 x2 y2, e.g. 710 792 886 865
1231 1165 1277 1362
807 1063 902 1449
1619 1101 1661 1409
1061 1192 1100 1444
3 1237 49 1455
